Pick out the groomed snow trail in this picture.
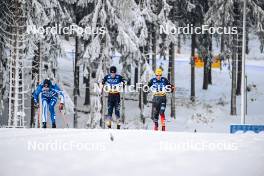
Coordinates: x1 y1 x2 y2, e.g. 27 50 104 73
0 129 263 176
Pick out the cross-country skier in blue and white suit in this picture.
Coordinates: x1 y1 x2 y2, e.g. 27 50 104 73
33 79 64 128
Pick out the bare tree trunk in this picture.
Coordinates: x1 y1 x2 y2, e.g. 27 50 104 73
169 43 176 118
0 44 3 117
177 34 181 54
151 24 156 71
168 47 172 83
144 22 151 64
208 62 212 85
191 33 196 101
231 50 237 115
231 1 242 115
208 35 212 85
74 36 81 96
231 31 238 115
202 56 209 90
0 44 3 88
235 1 243 96
134 66 138 89
73 36 81 128
139 88 145 125
236 29 243 95
202 34 212 90
246 25 249 54
220 1 226 71
141 48 148 106
138 57 145 125
100 34 107 129
84 67 90 105
120 54 129 124
220 34 224 71
31 42 40 127
236 53 242 95
220 34 225 54
121 89 125 124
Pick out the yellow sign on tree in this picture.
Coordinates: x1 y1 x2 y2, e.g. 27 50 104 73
194 54 221 69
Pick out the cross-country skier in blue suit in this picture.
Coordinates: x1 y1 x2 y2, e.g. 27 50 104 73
33 79 64 128
102 66 126 129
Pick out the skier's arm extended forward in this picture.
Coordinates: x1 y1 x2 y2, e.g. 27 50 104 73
33 84 43 105
54 84 65 104
147 79 153 88
54 84 65 111
100 75 108 93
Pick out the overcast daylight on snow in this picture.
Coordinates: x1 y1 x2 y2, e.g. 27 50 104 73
0 0 264 176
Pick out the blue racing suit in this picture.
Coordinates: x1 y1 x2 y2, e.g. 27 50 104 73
148 77 172 122
102 74 125 120
33 81 64 124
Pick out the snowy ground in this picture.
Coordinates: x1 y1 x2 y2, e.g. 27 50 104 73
0 128 263 176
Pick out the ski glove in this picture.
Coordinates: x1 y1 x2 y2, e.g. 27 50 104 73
59 103 64 111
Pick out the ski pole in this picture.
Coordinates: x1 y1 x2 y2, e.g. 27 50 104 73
37 106 40 128
60 110 69 128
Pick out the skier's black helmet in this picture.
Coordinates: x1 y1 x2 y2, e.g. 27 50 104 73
110 66 117 73
43 79 52 87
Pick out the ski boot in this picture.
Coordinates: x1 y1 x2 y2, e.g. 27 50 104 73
117 119 121 129
106 120 112 129
52 123 56 128
42 122 47 128
154 122 158 131
161 114 166 131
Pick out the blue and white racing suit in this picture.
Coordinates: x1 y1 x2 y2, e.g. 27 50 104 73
33 82 64 124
